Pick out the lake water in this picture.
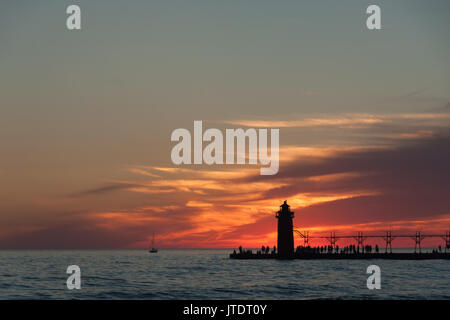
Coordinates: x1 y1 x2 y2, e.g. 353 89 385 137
0 249 449 299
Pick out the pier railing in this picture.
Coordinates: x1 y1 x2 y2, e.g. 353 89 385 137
293 230 450 253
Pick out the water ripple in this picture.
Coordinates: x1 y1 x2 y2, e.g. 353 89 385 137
0 249 448 299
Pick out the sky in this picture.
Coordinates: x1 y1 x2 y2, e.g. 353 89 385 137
1 0 449 248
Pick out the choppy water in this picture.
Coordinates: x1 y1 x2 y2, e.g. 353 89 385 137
0 249 449 299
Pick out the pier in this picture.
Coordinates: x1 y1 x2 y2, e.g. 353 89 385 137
230 201 450 260
229 251 450 260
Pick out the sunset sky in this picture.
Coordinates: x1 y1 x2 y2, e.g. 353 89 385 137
1 1 450 248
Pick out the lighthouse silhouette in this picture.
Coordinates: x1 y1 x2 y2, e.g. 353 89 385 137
276 200 294 258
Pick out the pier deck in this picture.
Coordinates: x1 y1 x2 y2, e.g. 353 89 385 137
229 252 450 260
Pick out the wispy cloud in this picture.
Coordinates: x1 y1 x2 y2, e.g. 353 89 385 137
2 112 450 248
69 183 139 197
225 112 450 128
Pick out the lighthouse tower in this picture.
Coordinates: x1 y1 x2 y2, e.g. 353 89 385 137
276 200 294 258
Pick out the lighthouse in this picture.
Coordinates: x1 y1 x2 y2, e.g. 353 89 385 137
276 200 294 258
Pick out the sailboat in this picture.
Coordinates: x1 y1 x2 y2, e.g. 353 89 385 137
149 233 158 253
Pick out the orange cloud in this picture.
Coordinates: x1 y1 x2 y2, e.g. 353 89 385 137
2 112 449 249
225 112 450 128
